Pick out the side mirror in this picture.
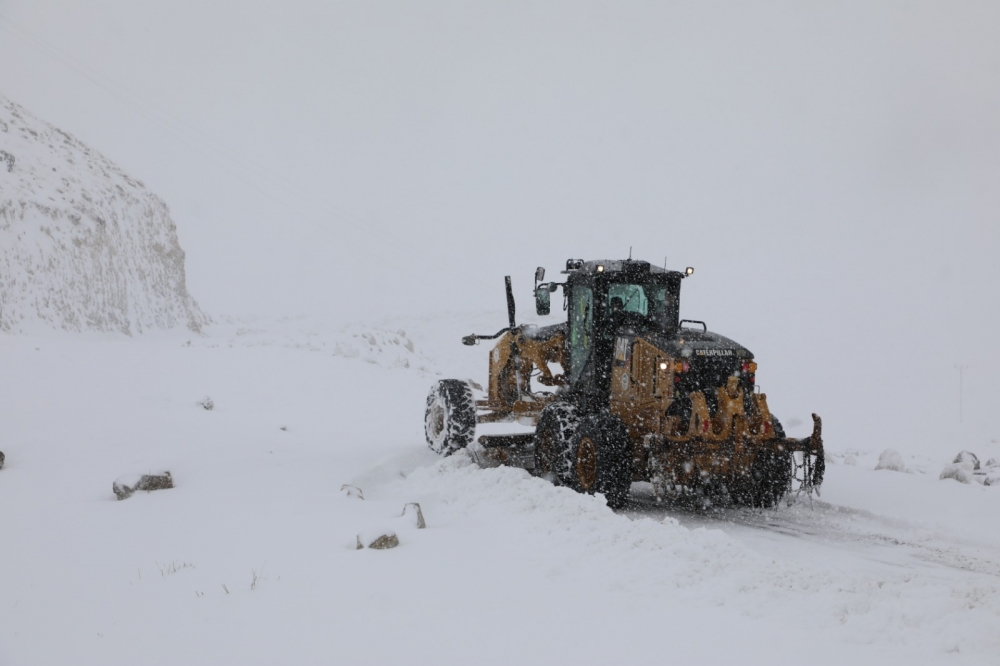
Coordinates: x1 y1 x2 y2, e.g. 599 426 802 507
534 286 551 316
534 267 545 284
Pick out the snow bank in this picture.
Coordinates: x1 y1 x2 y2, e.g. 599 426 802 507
940 462 976 484
0 95 207 334
192 316 439 373
875 448 906 472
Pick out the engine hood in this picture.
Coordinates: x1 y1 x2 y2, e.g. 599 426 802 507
637 328 754 360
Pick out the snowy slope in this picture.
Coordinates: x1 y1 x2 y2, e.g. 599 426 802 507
0 95 206 334
0 314 997 664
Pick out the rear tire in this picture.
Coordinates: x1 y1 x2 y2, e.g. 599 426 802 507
424 380 476 455
569 413 632 509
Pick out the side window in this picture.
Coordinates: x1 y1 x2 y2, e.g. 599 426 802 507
651 288 679 327
569 286 593 383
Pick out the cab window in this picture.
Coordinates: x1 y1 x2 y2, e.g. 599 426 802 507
569 286 593 382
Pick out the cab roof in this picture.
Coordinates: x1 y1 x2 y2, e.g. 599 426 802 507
562 258 684 279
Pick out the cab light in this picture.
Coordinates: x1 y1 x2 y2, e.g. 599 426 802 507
659 362 668 370
596 264 605 273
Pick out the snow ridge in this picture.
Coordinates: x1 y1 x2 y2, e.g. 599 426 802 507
0 94 207 334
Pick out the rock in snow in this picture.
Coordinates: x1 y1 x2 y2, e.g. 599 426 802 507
113 471 174 500
875 449 906 472
401 502 427 529
0 450 4 470
0 95 207 334
953 450 980 470
356 531 399 550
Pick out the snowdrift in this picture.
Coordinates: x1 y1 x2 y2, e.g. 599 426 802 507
0 95 207 334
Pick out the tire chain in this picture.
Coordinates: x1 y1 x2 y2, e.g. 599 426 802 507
424 380 476 455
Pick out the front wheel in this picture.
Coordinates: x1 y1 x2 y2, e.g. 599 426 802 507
733 416 792 508
569 413 632 509
534 402 581 484
424 380 476 455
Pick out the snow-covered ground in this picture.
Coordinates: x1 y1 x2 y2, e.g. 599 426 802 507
1 314 998 664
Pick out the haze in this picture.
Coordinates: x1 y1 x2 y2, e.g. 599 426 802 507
1 1 997 457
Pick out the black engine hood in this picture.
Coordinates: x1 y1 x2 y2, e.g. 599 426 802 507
632 327 754 360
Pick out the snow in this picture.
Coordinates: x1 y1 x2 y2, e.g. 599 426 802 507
0 95 206 334
1 315 998 664
941 462 977 485
875 449 906 473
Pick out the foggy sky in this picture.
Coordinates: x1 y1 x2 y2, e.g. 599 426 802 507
1 1 998 456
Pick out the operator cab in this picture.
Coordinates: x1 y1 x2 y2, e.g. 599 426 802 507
536 258 688 402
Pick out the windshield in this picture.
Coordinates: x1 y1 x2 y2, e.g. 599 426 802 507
607 283 678 328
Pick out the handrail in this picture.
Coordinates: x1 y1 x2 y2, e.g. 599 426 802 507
680 319 707 332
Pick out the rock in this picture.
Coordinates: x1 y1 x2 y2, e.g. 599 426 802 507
985 471 1000 486
940 462 975 484
844 455 857 466
356 531 399 550
985 458 999 469
875 449 905 472
368 533 399 549
953 451 980 470
401 502 426 529
0 450 4 470
198 397 214 411
114 471 173 500
340 484 364 500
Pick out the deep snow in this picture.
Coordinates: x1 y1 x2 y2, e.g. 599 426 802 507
0 314 998 664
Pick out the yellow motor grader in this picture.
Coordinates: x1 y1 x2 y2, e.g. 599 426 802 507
423 259 824 509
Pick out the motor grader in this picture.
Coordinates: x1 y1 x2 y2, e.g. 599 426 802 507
424 258 824 509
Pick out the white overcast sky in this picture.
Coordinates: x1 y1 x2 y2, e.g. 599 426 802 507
1 1 998 453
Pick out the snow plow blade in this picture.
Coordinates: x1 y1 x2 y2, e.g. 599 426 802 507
469 434 536 470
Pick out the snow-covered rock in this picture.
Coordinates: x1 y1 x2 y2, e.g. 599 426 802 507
953 450 980 470
875 449 905 472
984 458 998 469
939 462 975 484
0 95 207 334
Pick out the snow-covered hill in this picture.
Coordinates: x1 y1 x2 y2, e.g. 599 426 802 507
0 95 206 334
